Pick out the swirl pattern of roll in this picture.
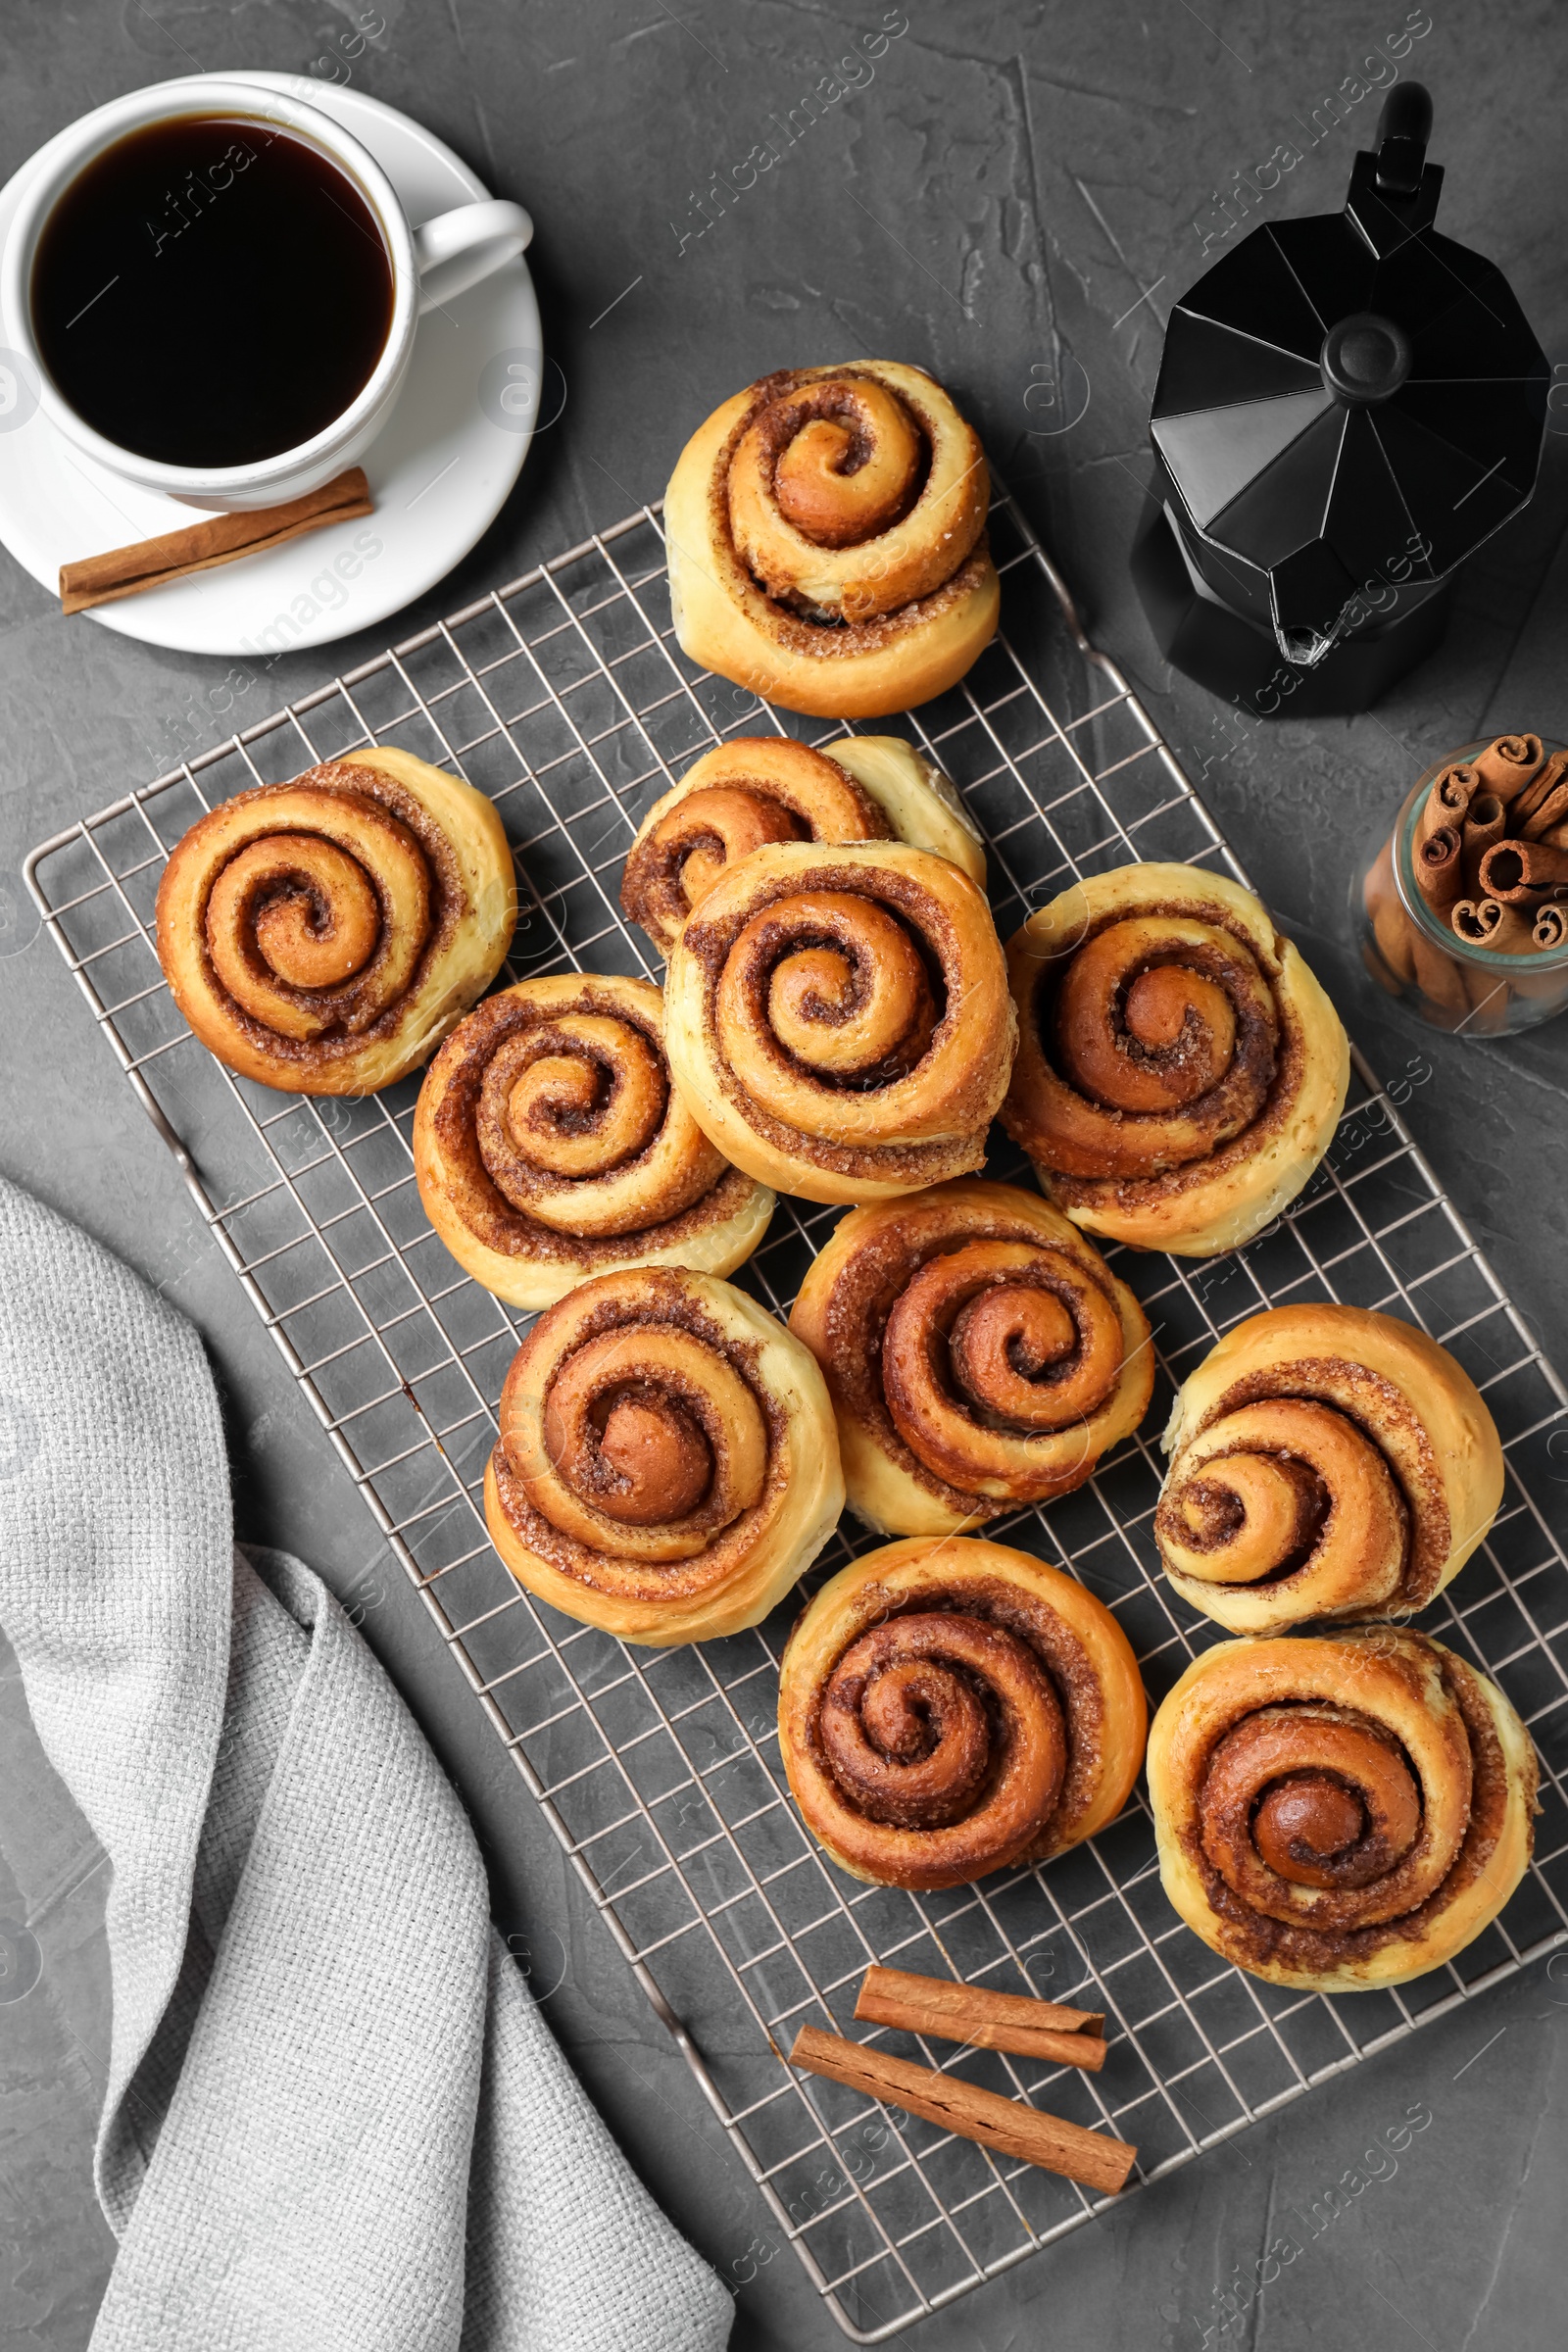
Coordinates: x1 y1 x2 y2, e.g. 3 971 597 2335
1146 1630 1538 1990
791 1180 1153 1535
663 362 1000 719
414 973 774 1308
1000 863 1348 1255
778 1536 1147 1890
484 1266 844 1644
663 842 1014 1203
1156 1304 1503 1634
620 733 987 956
156 747 515 1095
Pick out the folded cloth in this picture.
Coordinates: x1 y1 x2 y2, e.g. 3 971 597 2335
0 1174 732 2352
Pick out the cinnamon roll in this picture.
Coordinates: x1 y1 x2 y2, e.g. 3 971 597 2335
778 1536 1147 1889
620 733 986 956
791 1180 1153 1535
1156 1304 1503 1633
1000 863 1348 1255
156 747 515 1095
663 362 1001 718
1146 1630 1538 1990
414 974 773 1309
484 1266 843 1644
663 842 1014 1203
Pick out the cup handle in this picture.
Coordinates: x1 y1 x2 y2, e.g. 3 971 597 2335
413 198 532 314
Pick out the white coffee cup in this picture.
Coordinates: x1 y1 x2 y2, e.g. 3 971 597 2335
0 75 532 511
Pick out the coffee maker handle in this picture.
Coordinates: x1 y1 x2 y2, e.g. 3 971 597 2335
1373 83 1432 197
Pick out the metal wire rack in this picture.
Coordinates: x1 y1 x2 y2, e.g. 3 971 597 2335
25 486 1568 2344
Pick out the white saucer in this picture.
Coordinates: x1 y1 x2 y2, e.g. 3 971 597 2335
0 72 542 655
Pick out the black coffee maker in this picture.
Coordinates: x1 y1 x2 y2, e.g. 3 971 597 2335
1132 86 1548 717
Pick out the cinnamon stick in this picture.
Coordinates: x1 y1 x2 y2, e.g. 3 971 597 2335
59 466 373 614
1534 904 1568 951
1450 898 1495 946
1460 960 1514 1028
1472 733 1544 795
788 2025 1137 2194
1413 822 1464 912
1478 840 1568 902
854 1966 1107 2072
1492 900 1544 952
1450 897 1537 953
1365 809 1460 1004
1459 792 1507 894
1409 927 1471 1014
1416 761 1480 846
1370 899 1417 984
1364 837 1418 983
1507 748 1567 827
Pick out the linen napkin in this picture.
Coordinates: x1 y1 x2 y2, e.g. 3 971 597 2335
0 1173 732 2352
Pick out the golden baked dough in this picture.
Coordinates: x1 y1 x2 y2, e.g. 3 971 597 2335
156 746 514 1095
1000 863 1348 1255
484 1266 843 1644
1146 1629 1538 1990
791 1179 1153 1535
414 973 774 1309
663 841 1015 1203
620 733 986 955
778 1536 1147 1889
1156 1303 1503 1633
663 362 1000 719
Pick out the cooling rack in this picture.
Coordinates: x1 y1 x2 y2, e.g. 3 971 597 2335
25 486 1568 2343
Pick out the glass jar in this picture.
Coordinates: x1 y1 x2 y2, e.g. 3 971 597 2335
1355 739 1568 1035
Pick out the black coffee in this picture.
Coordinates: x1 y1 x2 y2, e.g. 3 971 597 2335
32 115 395 468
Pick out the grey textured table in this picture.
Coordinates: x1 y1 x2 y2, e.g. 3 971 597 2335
3 4 1566 2346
